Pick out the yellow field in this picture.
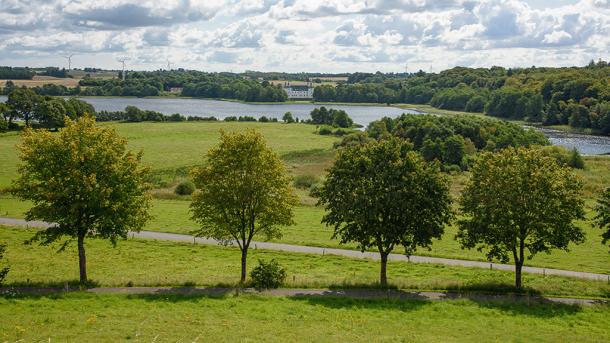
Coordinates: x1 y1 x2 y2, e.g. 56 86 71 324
1 75 80 88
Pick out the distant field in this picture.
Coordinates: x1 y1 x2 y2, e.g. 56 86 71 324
1 292 609 342
1 75 80 88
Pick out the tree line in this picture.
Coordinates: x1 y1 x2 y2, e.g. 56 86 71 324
312 61 610 135
7 114 610 291
0 88 93 131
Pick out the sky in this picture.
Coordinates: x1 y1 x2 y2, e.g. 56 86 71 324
0 0 608 73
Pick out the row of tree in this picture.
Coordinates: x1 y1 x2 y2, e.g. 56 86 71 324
0 88 93 131
10 115 610 290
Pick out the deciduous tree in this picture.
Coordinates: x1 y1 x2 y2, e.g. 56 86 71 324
190 130 298 283
11 115 151 283
317 137 452 287
458 147 585 289
595 187 610 249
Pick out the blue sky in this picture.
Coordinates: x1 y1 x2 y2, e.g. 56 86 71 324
0 0 607 72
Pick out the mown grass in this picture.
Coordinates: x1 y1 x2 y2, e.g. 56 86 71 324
2 227 610 299
1 292 610 342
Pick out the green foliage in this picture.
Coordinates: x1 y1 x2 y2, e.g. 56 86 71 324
539 146 585 169
249 259 287 289
174 180 195 195
595 187 610 248
458 147 586 288
190 130 298 282
0 117 7 133
317 136 452 286
10 115 152 282
6 88 39 126
363 114 547 168
0 242 8 285
567 148 585 169
310 107 353 128
282 112 295 123
318 125 333 135
293 174 319 189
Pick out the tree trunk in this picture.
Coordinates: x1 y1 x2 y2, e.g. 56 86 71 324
515 261 523 290
77 233 87 283
240 248 248 284
379 253 388 288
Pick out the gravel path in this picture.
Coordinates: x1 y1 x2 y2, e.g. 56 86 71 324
2 217 609 281
1 286 607 306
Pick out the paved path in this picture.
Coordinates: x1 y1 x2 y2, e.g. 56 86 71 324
1 217 609 281
1 286 606 306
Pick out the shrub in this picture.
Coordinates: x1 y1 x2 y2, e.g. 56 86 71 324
0 243 8 285
318 125 333 135
0 118 7 133
250 259 286 289
294 174 319 189
568 148 585 169
333 128 352 136
174 180 196 195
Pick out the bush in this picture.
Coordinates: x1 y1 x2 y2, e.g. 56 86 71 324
250 259 286 289
0 243 8 285
318 125 333 135
568 148 585 169
294 174 319 189
174 181 196 195
0 118 7 133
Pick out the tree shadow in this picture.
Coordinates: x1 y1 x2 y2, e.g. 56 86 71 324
123 287 236 303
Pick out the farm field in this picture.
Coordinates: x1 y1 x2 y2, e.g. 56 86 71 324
1 292 609 342
1 75 80 88
2 227 610 298
1 121 610 274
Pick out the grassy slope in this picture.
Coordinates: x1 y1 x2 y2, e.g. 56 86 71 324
2 227 610 298
1 293 610 342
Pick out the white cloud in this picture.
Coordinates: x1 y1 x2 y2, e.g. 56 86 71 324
0 0 607 72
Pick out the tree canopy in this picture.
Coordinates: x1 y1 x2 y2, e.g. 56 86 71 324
190 130 298 283
595 187 610 249
457 147 585 289
317 136 452 287
11 115 152 283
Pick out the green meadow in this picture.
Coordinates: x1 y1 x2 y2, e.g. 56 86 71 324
2 227 610 298
1 121 610 274
2 293 610 342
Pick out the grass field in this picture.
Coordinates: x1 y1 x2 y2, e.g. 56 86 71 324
2 227 610 298
1 121 610 274
1 293 609 342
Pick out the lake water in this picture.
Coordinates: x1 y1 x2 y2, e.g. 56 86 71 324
2 95 609 155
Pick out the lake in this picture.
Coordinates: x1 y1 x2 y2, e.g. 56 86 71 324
2 95 610 155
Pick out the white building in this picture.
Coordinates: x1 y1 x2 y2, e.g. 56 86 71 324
282 82 314 99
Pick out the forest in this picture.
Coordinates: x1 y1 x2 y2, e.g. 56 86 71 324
314 61 610 134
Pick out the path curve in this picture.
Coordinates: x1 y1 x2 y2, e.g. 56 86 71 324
0 286 607 306
1 217 609 282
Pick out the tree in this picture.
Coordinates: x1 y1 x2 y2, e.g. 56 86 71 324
282 111 294 123
7 88 40 126
11 116 152 283
35 98 67 129
0 243 8 285
458 147 585 289
595 187 610 249
316 137 452 287
190 130 298 283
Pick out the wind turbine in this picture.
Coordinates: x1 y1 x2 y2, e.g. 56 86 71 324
117 57 130 81
62 54 74 70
